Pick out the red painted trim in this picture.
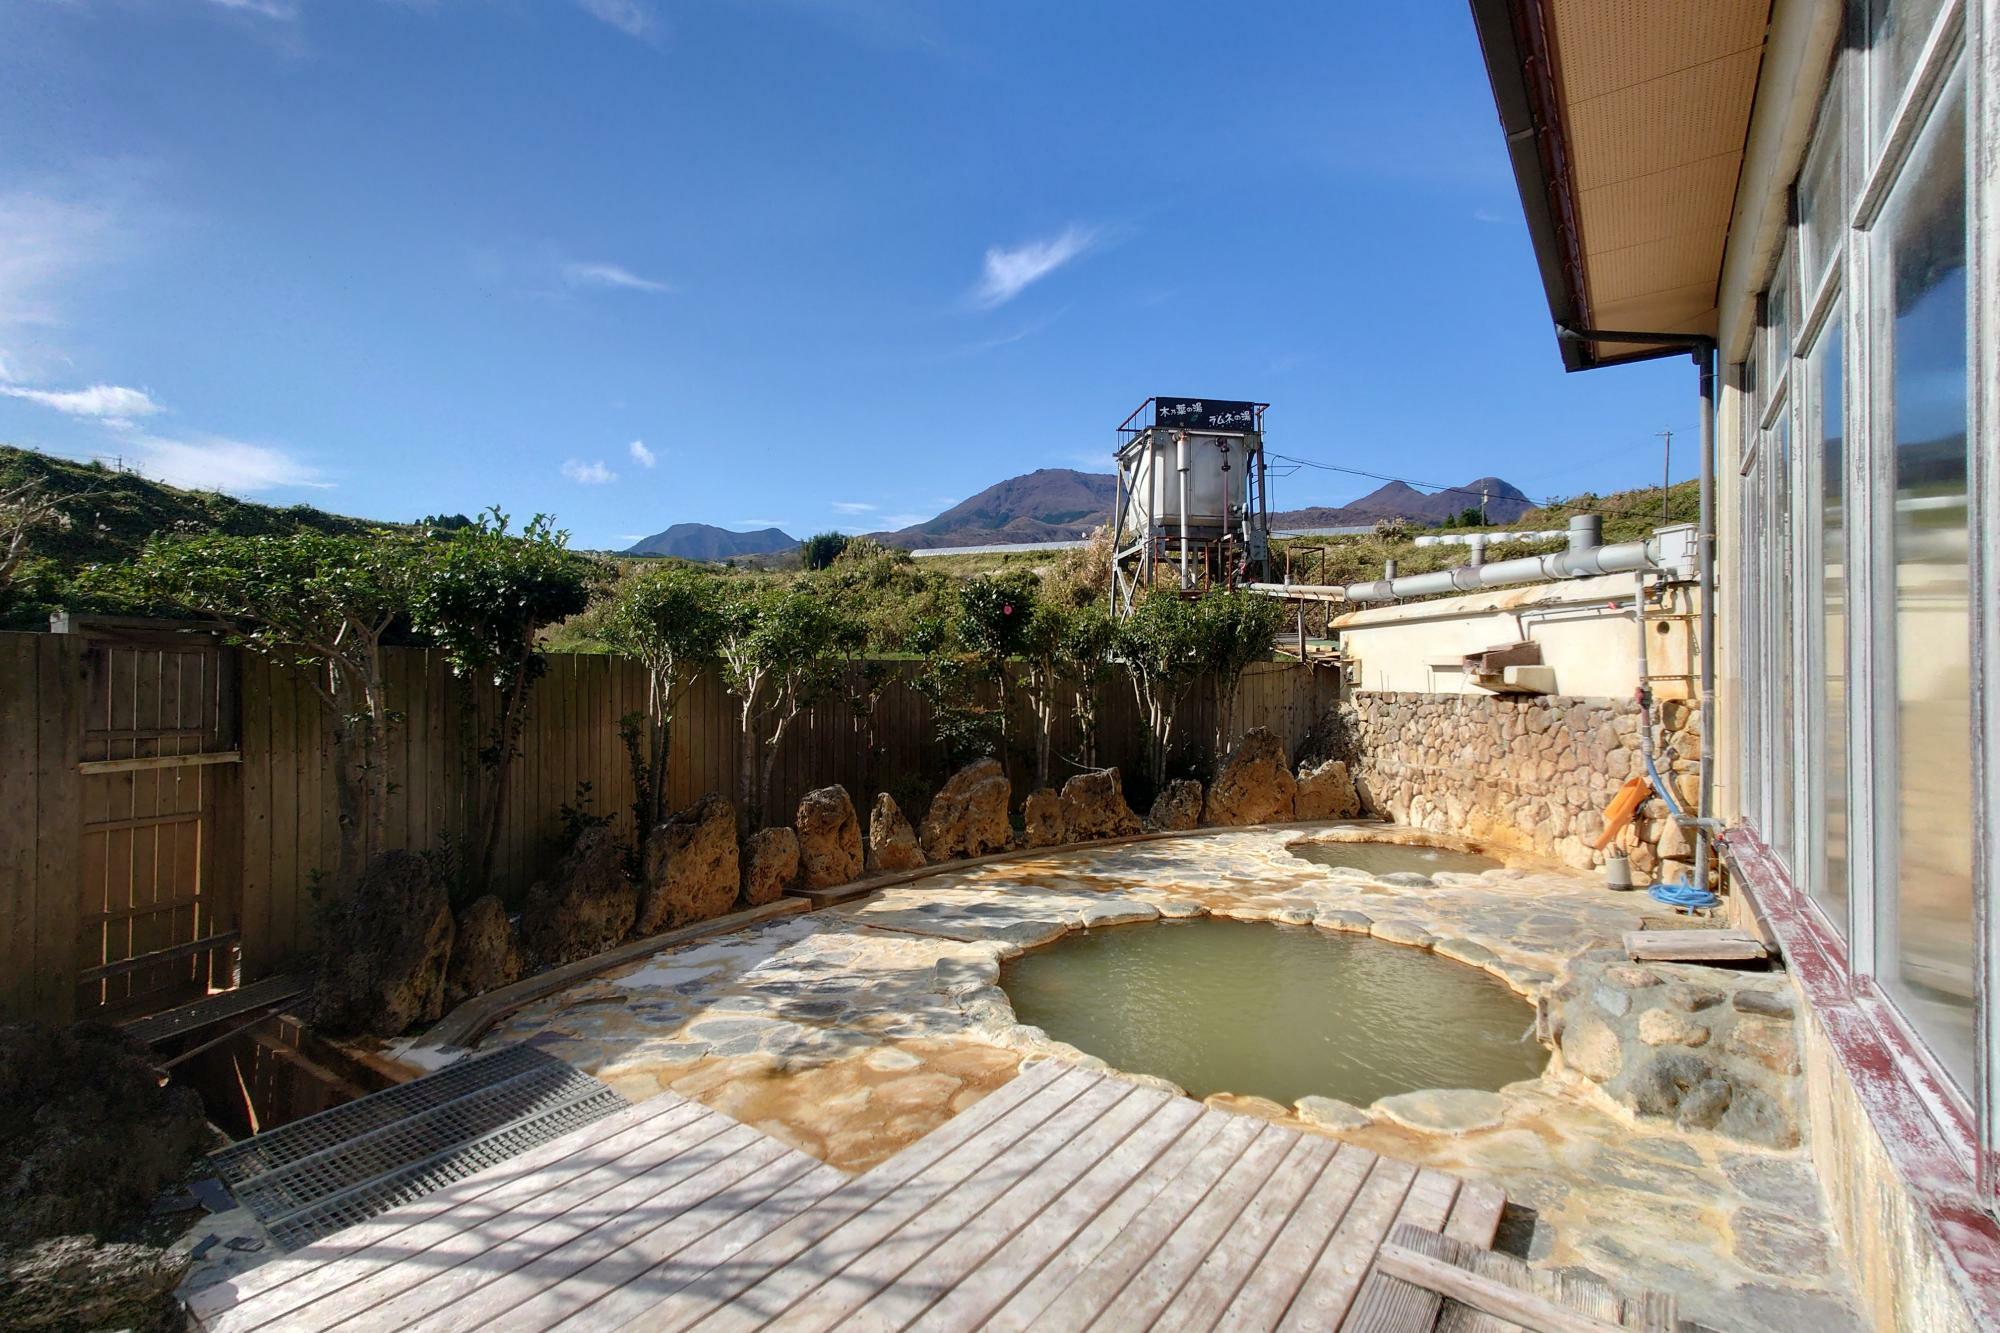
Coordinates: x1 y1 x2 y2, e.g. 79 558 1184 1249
1722 827 2000 1322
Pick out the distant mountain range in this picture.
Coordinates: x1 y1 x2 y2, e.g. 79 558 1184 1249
623 522 797 560
622 468 1538 561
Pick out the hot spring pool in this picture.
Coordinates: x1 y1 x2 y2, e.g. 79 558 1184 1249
1000 919 1544 1107
1288 839 1504 877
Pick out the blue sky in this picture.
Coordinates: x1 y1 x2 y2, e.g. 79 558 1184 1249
0 0 1693 549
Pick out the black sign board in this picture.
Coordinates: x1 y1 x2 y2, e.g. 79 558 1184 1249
1153 397 1260 433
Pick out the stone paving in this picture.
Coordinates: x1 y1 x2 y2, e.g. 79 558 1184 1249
468 823 1861 1331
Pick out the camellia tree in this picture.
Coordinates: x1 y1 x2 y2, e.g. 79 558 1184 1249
1194 589 1288 756
407 509 595 891
599 561 730 831
1113 591 1210 787
717 579 865 829
1016 593 1116 789
119 530 419 896
957 571 1038 762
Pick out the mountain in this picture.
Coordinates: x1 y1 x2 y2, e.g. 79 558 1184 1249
623 522 797 561
869 469 1118 550
1272 476 1535 528
867 468 1534 549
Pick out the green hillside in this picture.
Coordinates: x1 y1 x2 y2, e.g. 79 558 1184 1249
0 445 392 629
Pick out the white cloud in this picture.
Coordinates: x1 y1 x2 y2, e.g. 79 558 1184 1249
560 260 671 294
574 0 661 39
205 0 300 17
562 458 617 484
734 518 788 528
1472 208 1509 225
973 225 1095 308
124 433 325 493
830 501 876 514
628 438 656 468
0 189 119 347
0 382 163 420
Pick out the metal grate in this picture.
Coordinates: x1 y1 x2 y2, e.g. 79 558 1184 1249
209 1045 625 1250
122 974 307 1047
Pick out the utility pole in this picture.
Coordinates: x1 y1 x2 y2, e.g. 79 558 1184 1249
1480 486 1489 524
1656 429 1672 524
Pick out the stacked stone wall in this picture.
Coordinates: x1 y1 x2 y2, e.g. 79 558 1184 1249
1324 691 1702 874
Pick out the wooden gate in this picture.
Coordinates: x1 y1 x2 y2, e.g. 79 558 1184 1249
72 622 242 1017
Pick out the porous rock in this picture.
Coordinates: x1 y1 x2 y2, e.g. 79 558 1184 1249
0 1021 207 1247
1058 768 1142 840
796 785 862 889
742 826 800 906
0 1236 190 1332
521 825 638 967
1148 778 1203 832
1020 789 1066 847
445 894 522 1006
311 849 455 1036
1203 728 1298 825
638 793 740 934
1294 758 1362 820
866 793 926 872
918 758 1012 862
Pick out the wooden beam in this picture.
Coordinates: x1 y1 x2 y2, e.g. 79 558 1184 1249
78 931 240 983
1623 928 1769 962
79 750 241 775
1373 1242 1629 1333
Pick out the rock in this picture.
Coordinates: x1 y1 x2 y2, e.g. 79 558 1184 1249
1733 989 1796 1020
637 794 741 934
1373 1089 1504 1136
1315 909 1373 934
1592 985 1632 1018
1629 1051 1718 1117
445 895 522 1005
1604 964 1660 988
1676 1077 1734 1129
1203 728 1298 825
866 794 926 872
1664 982 1725 1012
0 1022 207 1247
1294 759 1362 819
1656 814 1692 861
1434 938 1498 968
311 849 456 1036
1719 1085 1800 1149
1058 768 1143 840
1728 1019 1802 1075
1637 1007 1710 1047
1562 1015 1624 1082
0 1236 190 1332
1148 778 1204 832
1731 1206 1831 1278
918 759 1013 863
742 827 800 906
1294 1095 1374 1131
795 785 863 889
1020 789 1066 847
1370 919 1436 949
521 825 638 967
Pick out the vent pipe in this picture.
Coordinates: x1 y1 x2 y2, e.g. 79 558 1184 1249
1567 513 1602 554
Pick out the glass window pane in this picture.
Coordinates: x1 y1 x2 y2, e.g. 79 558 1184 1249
1868 0 1947 153
1799 75 1846 286
1767 405 1795 871
1872 71 1971 1087
1768 245 1795 367
1809 314 1848 934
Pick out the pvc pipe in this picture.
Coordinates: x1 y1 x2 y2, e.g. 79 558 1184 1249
1331 534 1665 604
1567 513 1602 554
1694 345 1717 891
1176 432 1190 589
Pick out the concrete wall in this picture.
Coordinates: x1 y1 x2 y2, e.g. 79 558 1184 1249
1332 572 1696 700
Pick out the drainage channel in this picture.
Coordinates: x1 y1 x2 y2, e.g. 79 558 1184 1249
208 1044 625 1250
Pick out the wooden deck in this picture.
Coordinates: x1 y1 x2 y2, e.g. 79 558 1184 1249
187 1060 1508 1332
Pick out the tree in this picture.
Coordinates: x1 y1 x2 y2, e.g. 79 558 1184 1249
1017 593 1114 790
0 476 71 611
799 531 851 571
1194 590 1287 754
1056 603 1117 773
717 580 864 828
958 572 1037 763
123 531 418 895
407 509 594 891
599 561 730 832
1114 592 1209 786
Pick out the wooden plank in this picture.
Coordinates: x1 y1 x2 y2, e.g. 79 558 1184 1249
849 1082 1174 1330
703 1068 1102 1332
1371 1236 1629 1333
1441 1181 1507 1250
1153 1131 1340 1333
1622 929 1767 961
187 1094 700 1323
0 636 41 1020
1392 1168 1462 1235
1339 1228 1450 1333
77 750 241 775
35 633 83 1023
77 931 240 983
1026 1109 1267 1329
223 1108 745 1333
1275 1153 1420 1332
604 1063 1069 1333
240 655 274 979
1090 1115 1303 1328
776 1074 1141 1332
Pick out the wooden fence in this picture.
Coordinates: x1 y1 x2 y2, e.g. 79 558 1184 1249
1 628 1336 1025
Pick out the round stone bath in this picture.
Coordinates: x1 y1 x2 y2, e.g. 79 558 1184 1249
1000 918 1545 1107
1288 839 1505 878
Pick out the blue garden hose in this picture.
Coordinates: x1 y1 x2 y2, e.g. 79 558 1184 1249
1650 880 1719 911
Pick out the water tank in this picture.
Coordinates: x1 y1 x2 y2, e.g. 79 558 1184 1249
1119 431 1249 535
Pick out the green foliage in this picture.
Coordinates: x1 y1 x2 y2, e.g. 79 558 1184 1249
957 571 1038 675
798 530 851 571
718 579 866 824
600 561 732 826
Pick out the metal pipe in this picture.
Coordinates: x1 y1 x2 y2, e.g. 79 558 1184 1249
1175 431 1190 590
1567 513 1602 554
1338 534 1664 603
1466 533 1486 568
1694 342 1717 891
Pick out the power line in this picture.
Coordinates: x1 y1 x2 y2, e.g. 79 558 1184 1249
1265 450 1696 525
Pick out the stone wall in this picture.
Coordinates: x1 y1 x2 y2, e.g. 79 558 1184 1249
1320 691 1702 875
